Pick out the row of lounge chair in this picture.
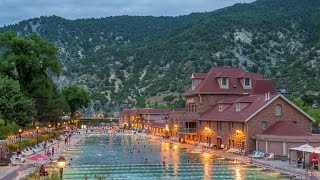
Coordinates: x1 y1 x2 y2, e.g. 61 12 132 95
226 148 246 156
10 137 62 166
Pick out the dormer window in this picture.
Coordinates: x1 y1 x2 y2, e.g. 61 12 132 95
235 103 240 112
244 78 251 87
218 104 223 112
220 77 229 89
222 78 228 86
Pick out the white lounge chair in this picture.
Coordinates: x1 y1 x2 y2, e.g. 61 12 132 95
267 153 274 160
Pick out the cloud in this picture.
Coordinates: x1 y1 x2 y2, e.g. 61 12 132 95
0 0 255 27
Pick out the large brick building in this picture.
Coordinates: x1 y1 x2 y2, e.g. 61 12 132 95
119 67 319 157
169 67 319 156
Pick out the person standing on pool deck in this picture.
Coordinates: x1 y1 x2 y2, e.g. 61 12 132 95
52 146 55 156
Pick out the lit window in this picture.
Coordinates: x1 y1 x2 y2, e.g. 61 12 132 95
261 121 268 130
244 78 251 87
221 77 228 86
275 104 282 116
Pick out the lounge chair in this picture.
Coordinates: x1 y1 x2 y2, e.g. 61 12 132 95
252 151 265 159
267 153 274 160
248 151 257 158
21 149 32 156
239 150 246 156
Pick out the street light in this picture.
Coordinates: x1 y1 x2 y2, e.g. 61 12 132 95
48 124 51 140
57 156 66 179
18 128 22 152
36 126 39 144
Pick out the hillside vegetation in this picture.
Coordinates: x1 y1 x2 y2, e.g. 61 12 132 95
1 0 320 111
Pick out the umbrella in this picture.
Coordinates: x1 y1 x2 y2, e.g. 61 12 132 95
27 154 50 161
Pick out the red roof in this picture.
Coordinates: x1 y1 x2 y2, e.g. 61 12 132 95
262 121 311 136
184 67 275 96
199 94 277 122
253 80 277 94
119 108 170 116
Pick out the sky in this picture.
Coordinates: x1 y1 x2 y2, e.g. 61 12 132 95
0 0 255 27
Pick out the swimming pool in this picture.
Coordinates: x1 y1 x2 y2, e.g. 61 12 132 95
62 133 292 179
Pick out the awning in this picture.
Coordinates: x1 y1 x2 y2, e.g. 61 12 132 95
289 144 316 153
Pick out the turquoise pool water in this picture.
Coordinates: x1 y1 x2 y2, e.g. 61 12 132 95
62 133 292 179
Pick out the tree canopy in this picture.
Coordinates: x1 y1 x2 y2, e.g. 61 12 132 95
0 76 36 127
0 31 68 125
62 84 90 118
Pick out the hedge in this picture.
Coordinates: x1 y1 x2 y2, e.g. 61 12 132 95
7 130 64 152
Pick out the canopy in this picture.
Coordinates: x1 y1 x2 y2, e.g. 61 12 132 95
27 154 50 161
289 144 316 153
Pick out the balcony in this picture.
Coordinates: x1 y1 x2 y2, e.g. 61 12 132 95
178 128 198 134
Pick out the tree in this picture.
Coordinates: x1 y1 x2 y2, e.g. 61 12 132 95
62 84 90 118
0 32 63 123
301 94 317 107
0 76 36 127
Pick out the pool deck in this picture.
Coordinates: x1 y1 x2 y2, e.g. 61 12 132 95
2 130 319 180
145 134 320 180
0 131 84 180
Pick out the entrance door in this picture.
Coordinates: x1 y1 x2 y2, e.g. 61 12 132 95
217 138 222 148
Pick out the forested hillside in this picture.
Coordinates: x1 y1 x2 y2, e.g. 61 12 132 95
1 0 320 112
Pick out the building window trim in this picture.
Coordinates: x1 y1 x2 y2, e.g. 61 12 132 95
261 121 268 130
275 104 283 117
220 77 229 89
236 103 240 112
244 78 251 87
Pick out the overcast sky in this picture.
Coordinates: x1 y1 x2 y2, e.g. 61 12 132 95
0 0 255 27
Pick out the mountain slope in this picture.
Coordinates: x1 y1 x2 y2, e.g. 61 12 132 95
1 0 320 112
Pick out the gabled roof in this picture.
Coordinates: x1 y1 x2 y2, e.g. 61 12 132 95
199 94 276 122
262 121 311 136
184 67 272 96
199 94 316 123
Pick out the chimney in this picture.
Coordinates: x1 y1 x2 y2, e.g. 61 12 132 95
265 93 268 101
267 92 270 100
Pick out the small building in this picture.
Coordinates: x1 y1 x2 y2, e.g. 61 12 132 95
119 108 169 130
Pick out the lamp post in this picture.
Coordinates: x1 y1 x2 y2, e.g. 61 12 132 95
18 128 22 152
48 124 51 139
36 126 39 144
57 156 66 179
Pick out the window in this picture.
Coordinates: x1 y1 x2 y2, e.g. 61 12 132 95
228 122 231 131
261 121 268 130
275 104 282 116
229 140 231 147
232 140 235 147
236 103 240 112
219 104 223 112
221 77 228 86
244 78 251 87
232 122 234 128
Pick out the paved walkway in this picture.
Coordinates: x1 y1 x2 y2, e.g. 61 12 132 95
0 130 84 180
145 134 320 180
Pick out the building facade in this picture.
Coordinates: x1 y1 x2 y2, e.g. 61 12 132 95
120 67 319 158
